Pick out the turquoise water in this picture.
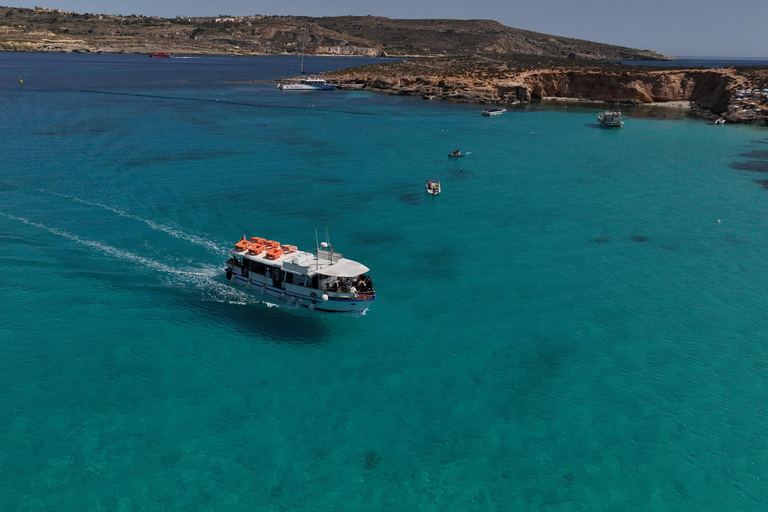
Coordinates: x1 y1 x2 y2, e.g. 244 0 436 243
2 53 768 511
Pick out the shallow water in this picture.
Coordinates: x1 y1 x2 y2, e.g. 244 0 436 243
2 53 768 511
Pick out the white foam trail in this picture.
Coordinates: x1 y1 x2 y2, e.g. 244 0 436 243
38 189 226 254
0 211 205 275
1 210 256 303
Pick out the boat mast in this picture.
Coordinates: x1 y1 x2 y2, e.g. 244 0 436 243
325 225 334 261
300 22 306 75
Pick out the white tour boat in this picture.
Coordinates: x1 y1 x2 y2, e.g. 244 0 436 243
598 110 624 127
225 235 374 312
426 179 441 195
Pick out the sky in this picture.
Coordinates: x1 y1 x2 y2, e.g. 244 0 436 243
7 0 768 58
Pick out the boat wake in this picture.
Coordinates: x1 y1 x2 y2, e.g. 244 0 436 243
38 189 226 254
0 210 207 275
0 210 251 304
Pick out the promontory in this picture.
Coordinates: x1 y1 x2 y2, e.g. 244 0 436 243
2 6 766 123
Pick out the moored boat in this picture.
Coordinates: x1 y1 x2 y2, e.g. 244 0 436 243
225 235 374 312
426 179 441 195
482 106 506 116
598 110 624 127
277 76 336 90
277 23 336 91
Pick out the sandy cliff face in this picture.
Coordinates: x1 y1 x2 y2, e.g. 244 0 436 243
331 66 767 122
523 70 731 107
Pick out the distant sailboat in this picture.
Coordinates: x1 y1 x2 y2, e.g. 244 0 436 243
277 24 336 91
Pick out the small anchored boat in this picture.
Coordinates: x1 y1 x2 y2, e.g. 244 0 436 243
277 23 336 91
482 106 506 116
598 110 624 127
225 234 374 313
426 179 441 195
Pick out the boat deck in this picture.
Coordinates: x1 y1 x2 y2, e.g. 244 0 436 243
230 246 369 278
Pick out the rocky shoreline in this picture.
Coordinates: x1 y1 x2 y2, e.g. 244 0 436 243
325 63 768 125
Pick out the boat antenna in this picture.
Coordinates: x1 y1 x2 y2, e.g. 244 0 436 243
300 22 307 76
325 225 333 261
315 227 320 270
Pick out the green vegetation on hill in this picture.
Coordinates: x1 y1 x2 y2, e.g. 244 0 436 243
0 6 674 60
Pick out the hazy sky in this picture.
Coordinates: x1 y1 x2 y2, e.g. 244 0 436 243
8 0 768 57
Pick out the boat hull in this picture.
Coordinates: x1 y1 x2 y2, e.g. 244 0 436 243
277 83 336 91
226 269 373 313
598 111 624 127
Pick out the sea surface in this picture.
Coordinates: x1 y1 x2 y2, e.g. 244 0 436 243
2 53 768 511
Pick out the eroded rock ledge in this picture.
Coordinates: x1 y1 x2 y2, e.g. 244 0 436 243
327 63 768 125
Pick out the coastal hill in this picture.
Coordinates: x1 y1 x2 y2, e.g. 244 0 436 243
0 6 672 61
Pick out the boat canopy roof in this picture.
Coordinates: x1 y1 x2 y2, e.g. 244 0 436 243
231 247 369 277
318 258 370 277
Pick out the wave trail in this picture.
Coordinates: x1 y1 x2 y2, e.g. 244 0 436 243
0 210 256 304
38 189 225 254
0 210 205 275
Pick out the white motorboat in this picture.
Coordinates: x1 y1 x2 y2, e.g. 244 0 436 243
278 76 336 90
598 110 624 127
426 179 441 195
482 107 506 116
225 235 374 312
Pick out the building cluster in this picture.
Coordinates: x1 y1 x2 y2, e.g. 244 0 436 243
176 15 267 23
33 6 73 14
728 88 768 119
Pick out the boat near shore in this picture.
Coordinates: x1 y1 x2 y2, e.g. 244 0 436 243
278 76 336 90
482 106 506 116
598 110 624 127
277 23 336 91
225 235 374 312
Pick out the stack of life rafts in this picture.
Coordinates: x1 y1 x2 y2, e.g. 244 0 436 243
234 236 298 260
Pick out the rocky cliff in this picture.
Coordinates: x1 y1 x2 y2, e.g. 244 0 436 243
327 59 768 124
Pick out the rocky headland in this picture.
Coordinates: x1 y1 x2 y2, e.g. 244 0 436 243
325 58 768 125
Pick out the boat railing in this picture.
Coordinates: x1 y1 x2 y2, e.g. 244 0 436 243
317 248 342 263
326 290 376 300
326 290 355 299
